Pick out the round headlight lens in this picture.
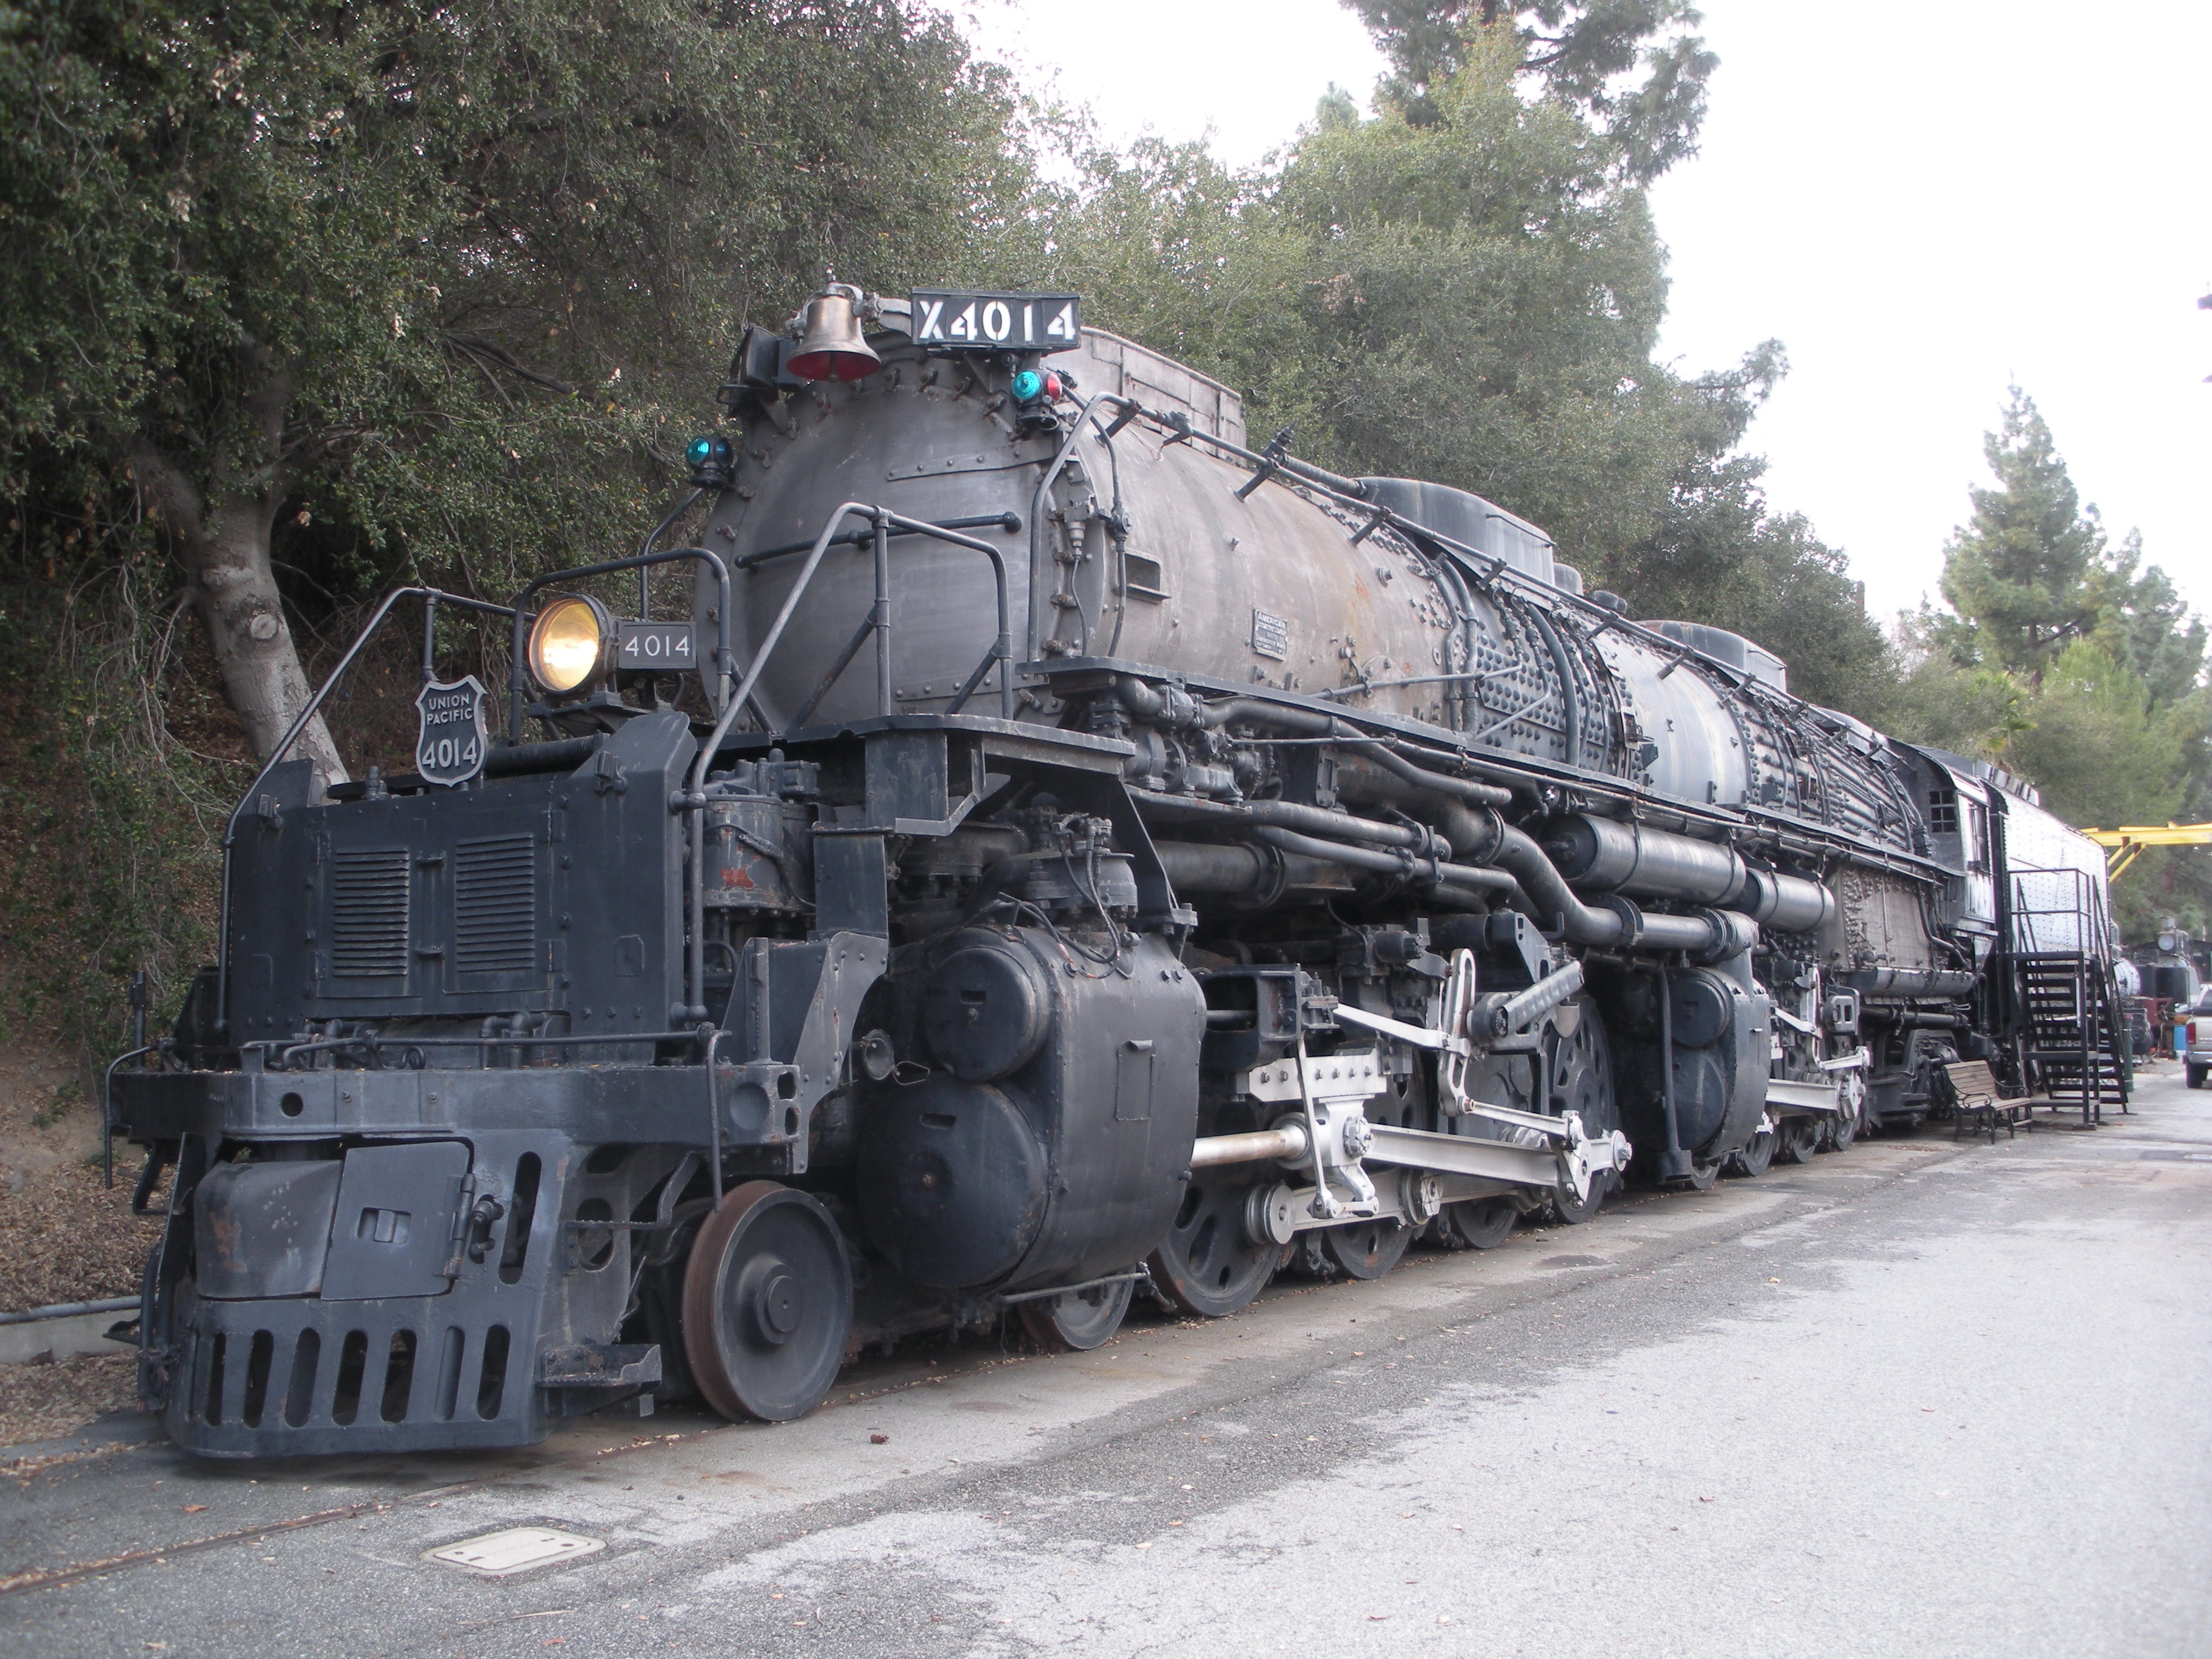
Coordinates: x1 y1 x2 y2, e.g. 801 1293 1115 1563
527 595 608 694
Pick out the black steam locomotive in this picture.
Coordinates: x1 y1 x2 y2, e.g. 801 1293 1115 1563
110 284 2122 1456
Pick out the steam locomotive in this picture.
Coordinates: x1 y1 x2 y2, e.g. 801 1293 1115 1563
110 284 2120 1456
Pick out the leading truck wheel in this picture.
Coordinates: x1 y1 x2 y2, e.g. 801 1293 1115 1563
682 1182 853 1424
1726 1120 1777 1179
1019 1277 1134 1351
1777 1116 1821 1165
1438 1196 1519 1249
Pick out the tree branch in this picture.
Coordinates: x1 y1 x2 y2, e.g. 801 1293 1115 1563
443 330 579 394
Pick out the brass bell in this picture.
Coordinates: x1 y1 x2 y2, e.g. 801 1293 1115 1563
786 284 880 382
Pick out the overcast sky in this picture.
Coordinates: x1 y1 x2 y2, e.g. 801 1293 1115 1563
961 0 2212 628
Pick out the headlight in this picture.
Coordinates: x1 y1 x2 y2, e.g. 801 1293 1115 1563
526 594 609 695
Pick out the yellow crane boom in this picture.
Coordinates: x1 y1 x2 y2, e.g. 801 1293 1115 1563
2082 822 2212 880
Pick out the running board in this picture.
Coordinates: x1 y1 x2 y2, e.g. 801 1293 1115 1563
1767 1078 1843 1115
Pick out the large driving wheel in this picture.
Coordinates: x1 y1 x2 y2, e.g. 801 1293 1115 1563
681 1181 853 1424
1546 997 1619 1222
1149 1172 1284 1318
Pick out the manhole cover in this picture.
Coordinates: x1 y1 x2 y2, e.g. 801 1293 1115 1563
426 1527 605 1577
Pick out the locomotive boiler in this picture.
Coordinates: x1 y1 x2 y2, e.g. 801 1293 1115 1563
109 283 2122 1455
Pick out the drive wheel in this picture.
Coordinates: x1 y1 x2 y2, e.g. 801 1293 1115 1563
682 1181 853 1424
1148 1172 1282 1318
1319 1216 1413 1280
1438 1196 1518 1249
1777 1116 1822 1164
1019 1276 1134 1351
1545 997 1619 1223
1727 1121 1777 1178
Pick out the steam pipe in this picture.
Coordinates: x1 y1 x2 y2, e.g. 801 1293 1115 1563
1541 813 1835 932
1135 793 1450 854
1251 826 1517 894
1493 826 1757 959
1153 841 1341 894
1525 604 1583 769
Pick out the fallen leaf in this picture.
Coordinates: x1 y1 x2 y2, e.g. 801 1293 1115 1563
183 1504 207 1513
870 1433 889 1445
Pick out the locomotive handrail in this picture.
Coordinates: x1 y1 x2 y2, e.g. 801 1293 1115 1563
212 585 517 1039
504 545 735 743
680 502 1013 1021
732 510 1022 571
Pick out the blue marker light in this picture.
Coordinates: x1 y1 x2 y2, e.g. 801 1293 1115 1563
1012 370 1045 403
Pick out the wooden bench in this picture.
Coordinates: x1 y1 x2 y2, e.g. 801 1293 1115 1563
1943 1060 2031 1142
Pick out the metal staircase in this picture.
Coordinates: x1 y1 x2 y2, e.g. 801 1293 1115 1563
2005 866 2131 1127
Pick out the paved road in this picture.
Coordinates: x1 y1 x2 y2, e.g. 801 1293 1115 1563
5 1072 2209 1658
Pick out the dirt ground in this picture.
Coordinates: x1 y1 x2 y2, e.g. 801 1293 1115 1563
0 1047 164 1446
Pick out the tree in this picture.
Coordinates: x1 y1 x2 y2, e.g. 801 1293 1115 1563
2096 531 2207 711
2 0 1029 781
1936 388 2106 689
1885 387 2212 934
1346 0 1716 180
1040 18 1891 717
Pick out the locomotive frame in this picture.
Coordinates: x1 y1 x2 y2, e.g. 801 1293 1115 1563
109 285 2126 1456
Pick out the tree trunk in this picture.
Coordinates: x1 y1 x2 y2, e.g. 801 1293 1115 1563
188 488 349 786
127 357 349 787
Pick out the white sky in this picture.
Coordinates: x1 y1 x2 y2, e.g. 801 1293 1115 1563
961 0 2212 627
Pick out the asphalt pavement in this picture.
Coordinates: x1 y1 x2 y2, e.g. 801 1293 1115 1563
4 1068 2208 1658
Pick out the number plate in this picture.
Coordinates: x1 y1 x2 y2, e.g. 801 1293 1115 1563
615 620 697 672
414 675 488 787
910 290 1081 354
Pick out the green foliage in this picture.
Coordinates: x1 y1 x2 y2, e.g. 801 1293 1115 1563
1888 392 2212 938
2006 641 2195 832
1936 388 2107 687
2 0 1031 593
1347 0 1715 180
0 0 1036 1059
0 535 235 1064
